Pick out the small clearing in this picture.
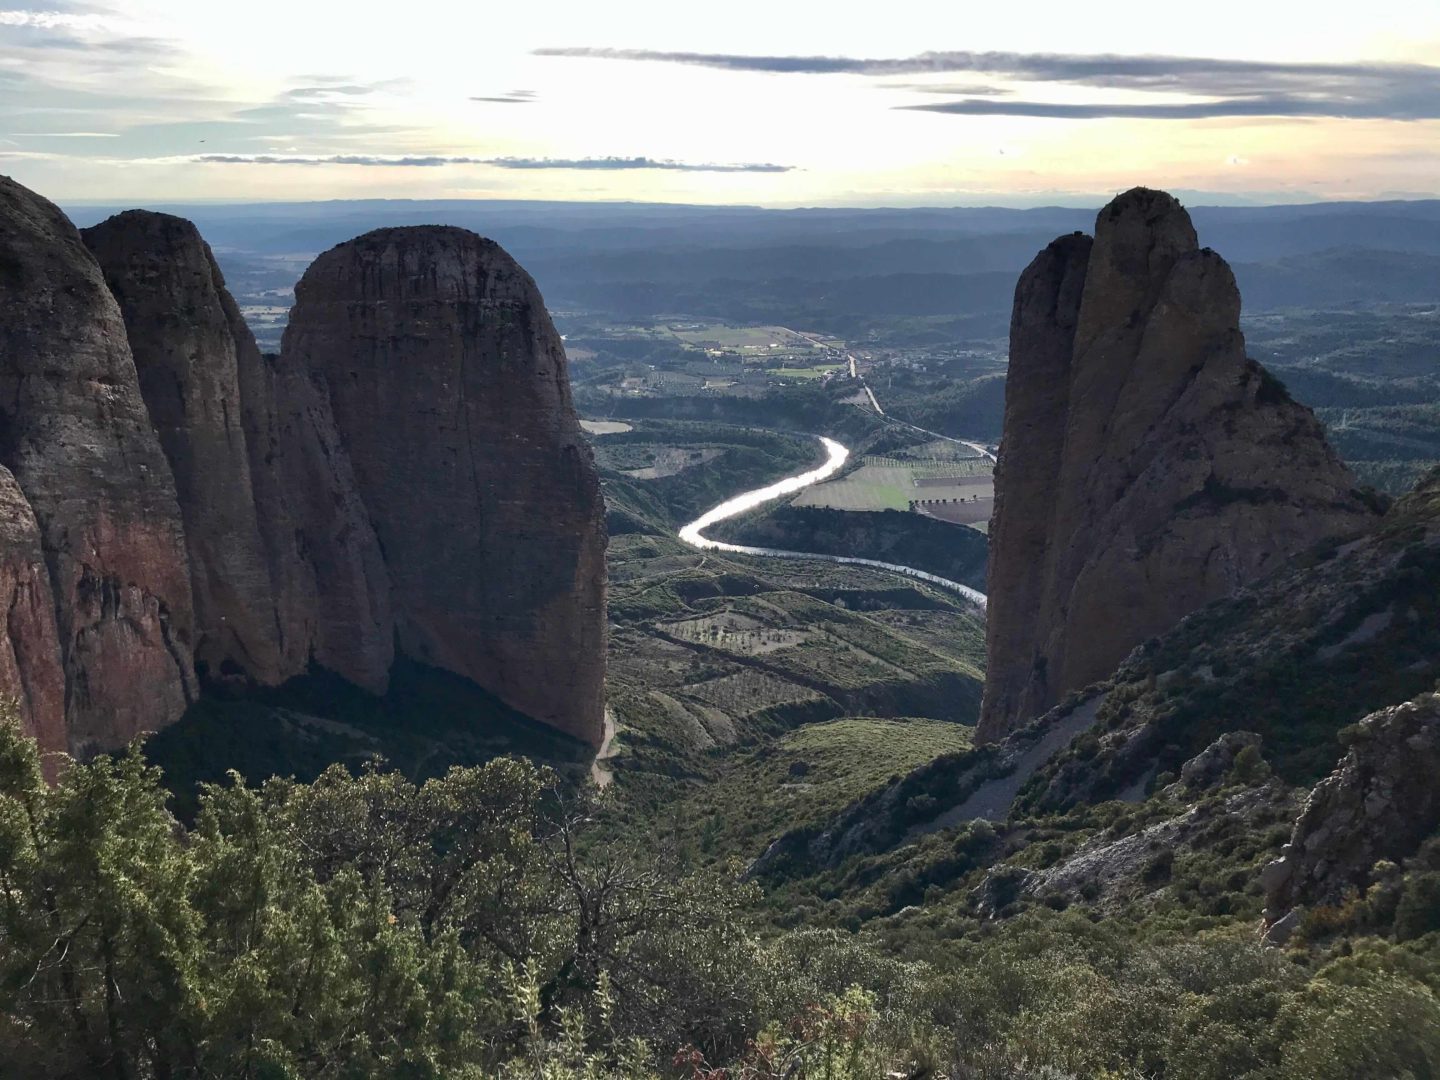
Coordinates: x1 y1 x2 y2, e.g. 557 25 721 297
580 419 633 436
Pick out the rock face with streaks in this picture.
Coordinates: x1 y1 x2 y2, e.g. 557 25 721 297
236 339 396 695
0 177 196 755
82 211 287 686
0 466 66 762
978 187 1378 743
0 175 607 756
282 227 607 744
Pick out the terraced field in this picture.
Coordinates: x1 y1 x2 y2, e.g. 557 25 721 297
582 416 988 863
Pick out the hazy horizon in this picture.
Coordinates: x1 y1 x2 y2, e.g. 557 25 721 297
4 0 1438 207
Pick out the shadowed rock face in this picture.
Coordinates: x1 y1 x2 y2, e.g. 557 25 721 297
236 344 395 694
0 177 196 755
82 210 395 695
83 211 286 686
979 187 1379 743
283 227 607 744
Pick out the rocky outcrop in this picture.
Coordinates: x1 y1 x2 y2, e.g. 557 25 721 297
81 209 395 695
0 177 196 755
1262 694 1440 932
0 467 66 761
979 188 1379 742
282 227 606 744
1 176 607 756
982 233 1091 740
82 211 286 686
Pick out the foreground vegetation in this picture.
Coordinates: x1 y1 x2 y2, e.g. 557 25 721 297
5 716 1440 1079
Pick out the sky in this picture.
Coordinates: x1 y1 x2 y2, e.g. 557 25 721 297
3 0 1439 206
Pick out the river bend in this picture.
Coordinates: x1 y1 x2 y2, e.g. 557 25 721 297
677 436 987 608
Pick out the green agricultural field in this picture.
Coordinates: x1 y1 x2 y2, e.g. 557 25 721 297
666 322 814 351
793 464 915 511
765 364 847 379
794 455 995 514
578 419 633 435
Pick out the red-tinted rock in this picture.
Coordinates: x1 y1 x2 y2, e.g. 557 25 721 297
0 465 66 764
236 344 395 693
83 211 286 685
0 176 196 755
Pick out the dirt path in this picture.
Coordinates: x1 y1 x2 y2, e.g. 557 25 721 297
590 708 619 789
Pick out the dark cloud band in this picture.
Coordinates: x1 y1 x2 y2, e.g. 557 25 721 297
194 154 792 172
899 96 1436 120
534 47 1440 121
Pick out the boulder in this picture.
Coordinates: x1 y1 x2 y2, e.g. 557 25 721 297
1263 694 1440 926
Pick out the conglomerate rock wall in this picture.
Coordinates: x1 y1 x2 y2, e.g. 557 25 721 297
979 188 1378 743
0 176 607 755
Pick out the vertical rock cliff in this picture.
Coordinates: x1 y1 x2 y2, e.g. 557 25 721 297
81 210 395 695
0 466 66 761
282 227 607 744
82 211 286 686
1 177 606 754
235 343 395 694
0 177 196 755
978 188 1378 743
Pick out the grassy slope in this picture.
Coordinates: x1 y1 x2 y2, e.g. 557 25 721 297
729 471 1440 948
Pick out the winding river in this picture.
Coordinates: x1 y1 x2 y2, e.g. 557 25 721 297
677 436 987 607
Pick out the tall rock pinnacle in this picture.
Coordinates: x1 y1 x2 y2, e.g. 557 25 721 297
0 177 197 755
978 188 1378 743
2 175 608 757
82 211 287 686
283 227 608 744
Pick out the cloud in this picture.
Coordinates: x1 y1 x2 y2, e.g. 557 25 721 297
0 10 227 144
898 95 1439 120
535 47 1440 121
880 82 1012 97
487 156 790 172
195 154 490 166
192 153 793 172
0 8 111 30
471 90 537 104
280 80 409 101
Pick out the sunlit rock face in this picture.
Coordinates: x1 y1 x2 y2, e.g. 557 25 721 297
0 465 66 764
283 227 607 745
979 188 1378 743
